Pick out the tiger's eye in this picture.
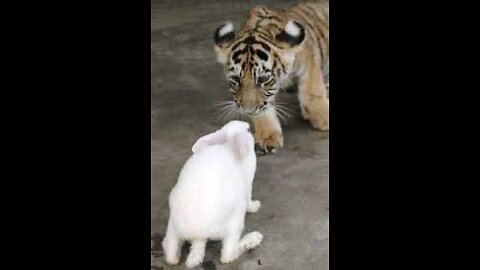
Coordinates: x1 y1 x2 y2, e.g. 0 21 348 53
257 75 270 84
229 75 241 84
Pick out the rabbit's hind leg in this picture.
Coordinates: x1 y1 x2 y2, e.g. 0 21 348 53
220 216 244 264
220 230 263 264
239 231 263 252
185 239 207 268
162 220 183 265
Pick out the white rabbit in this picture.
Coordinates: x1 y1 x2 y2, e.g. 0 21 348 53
162 120 263 268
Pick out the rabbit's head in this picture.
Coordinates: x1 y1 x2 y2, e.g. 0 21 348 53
192 120 254 158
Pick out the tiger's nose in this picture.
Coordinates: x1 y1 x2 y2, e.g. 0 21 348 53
236 102 255 113
238 102 268 114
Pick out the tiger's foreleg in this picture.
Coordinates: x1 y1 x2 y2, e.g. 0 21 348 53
251 106 283 154
297 57 329 131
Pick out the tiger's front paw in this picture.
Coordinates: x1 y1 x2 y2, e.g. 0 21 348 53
303 98 329 131
309 111 329 131
254 129 284 155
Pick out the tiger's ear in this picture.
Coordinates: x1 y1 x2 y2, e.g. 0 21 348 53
275 20 305 49
214 22 235 64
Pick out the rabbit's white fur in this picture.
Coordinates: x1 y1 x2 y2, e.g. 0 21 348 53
162 120 263 268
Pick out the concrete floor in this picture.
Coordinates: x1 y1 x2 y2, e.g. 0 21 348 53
151 1 329 269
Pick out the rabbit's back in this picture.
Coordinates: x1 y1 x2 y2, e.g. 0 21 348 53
169 144 248 239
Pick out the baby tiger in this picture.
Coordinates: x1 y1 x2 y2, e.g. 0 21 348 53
214 1 329 153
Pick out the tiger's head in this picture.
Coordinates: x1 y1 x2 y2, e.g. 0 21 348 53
213 6 305 115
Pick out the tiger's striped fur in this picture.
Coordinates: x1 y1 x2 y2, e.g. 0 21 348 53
214 1 329 152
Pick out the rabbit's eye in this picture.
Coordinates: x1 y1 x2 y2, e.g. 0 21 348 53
247 127 251 132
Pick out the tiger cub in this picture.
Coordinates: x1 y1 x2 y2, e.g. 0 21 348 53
214 1 329 153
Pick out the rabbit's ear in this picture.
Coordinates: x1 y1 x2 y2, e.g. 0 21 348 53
233 131 250 158
192 130 227 153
